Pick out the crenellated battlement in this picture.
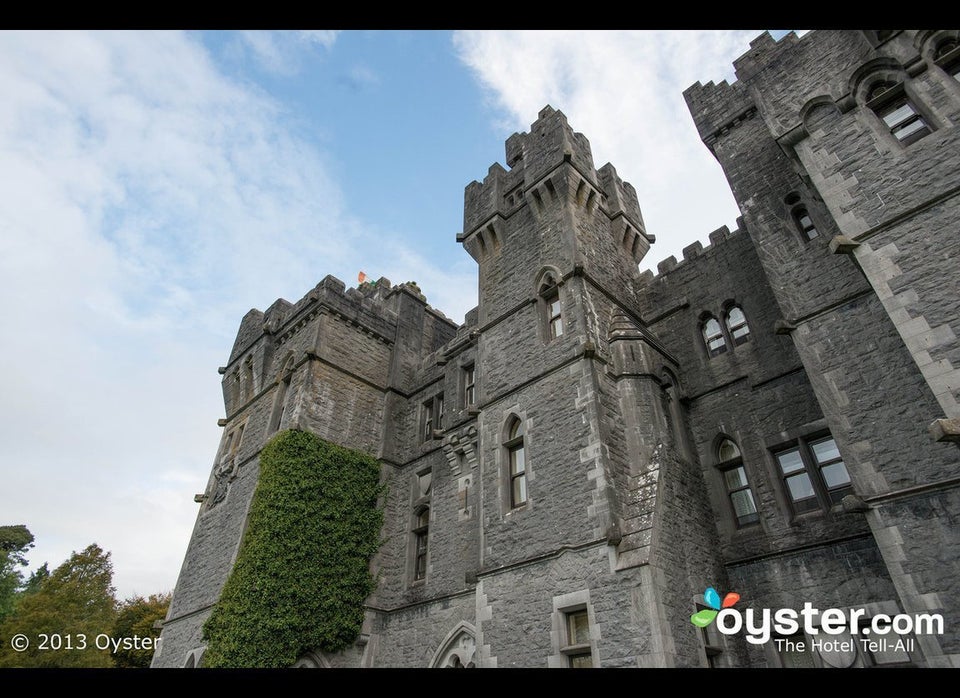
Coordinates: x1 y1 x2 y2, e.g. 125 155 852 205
225 274 459 369
460 105 652 274
461 105 598 238
644 220 746 282
683 78 755 154
731 30 802 82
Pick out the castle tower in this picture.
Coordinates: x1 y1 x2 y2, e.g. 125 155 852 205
685 29 960 667
455 106 726 667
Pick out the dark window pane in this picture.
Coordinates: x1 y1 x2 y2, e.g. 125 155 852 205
811 438 840 463
727 307 745 326
724 466 748 489
512 474 527 506
821 462 851 489
570 654 593 668
731 489 758 520
416 509 429 528
882 103 915 128
786 472 816 501
776 449 804 474
551 316 564 337
893 118 927 141
510 445 525 475
568 611 590 645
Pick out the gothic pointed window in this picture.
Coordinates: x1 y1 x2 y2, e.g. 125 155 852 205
413 506 429 581
717 437 759 527
725 306 750 346
538 272 563 341
702 317 726 357
505 418 527 508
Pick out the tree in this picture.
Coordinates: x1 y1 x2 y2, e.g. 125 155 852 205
21 564 49 596
111 592 170 668
0 543 117 668
0 525 34 625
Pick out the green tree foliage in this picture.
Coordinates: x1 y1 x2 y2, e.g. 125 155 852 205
21 564 49 596
111 592 171 668
203 429 385 668
0 544 117 668
0 525 34 625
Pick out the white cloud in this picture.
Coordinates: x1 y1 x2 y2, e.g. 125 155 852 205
238 30 340 74
453 30 765 270
0 30 464 599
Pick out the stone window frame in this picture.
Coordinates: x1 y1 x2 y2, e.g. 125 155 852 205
723 303 751 347
782 191 825 245
919 30 960 85
792 205 820 242
408 464 433 585
854 64 937 150
535 267 565 343
715 435 760 529
504 415 528 510
412 505 429 582
462 362 476 409
770 432 853 518
700 314 727 358
934 37 960 80
421 392 444 442
547 590 599 668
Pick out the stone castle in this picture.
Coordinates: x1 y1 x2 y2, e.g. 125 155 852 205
153 30 960 668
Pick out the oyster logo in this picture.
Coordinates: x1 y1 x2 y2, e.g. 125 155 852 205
691 587 740 627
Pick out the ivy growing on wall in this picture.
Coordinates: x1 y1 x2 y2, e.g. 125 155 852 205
202 429 385 667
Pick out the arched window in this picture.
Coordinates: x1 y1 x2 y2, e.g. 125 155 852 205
725 306 750 346
538 272 563 340
866 80 931 146
717 437 759 527
935 39 960 81
413 506 429 581
702 317 726 357
792 206 819 241
505 418 527 508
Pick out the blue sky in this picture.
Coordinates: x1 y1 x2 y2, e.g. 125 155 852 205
0 29 795 599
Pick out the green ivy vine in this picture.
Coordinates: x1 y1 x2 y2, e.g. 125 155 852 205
202 429 385 667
